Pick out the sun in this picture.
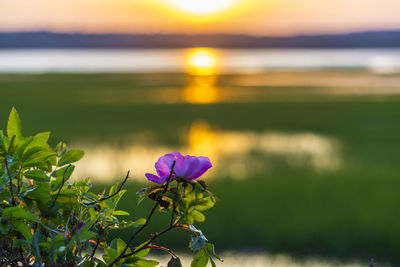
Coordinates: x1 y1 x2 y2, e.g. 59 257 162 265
189 49 216 68
185 48 219 75
167 0 235 14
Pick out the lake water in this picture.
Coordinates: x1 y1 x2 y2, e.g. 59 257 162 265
1 50 400 264
1 48 400 73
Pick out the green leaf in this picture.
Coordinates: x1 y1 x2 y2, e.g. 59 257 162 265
101 199 116 210
77 230 96 241
106 238 132 264
7 107 23 144
0 130 6 153
13 220 33 241
194 197 215 211
132 218 147 227
110 238 127 255
209 257 216 267
31 132 50 147
25 182 50 203
109 183 120 196
24 170 50 182
7 135 16 155
191 210 205 222
58 150 84 166
54 188 79 205
112 210 130 216
0 190 9 201
191 249 208 267
22 146 45 162
23 150 56 168
55 142 67 157
131 240 151 258
205 243 223 262
186 214 194 225
81 192 98 201
14 137 33 158
103 247 119 264
67 220 96 245
51 165 75 190
2 207 40 222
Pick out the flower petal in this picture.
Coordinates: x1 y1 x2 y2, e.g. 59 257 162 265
155 160 171 178
184 156 202 180
188 156 212 180
145 173 167 184
155 151 183 178
148 152 212 183
175 156 212 180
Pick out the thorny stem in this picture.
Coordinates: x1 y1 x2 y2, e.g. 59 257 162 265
123 224 177 258
162 161 176 194
85 171 130 206
169 186 179 227
40 164 72 217
107 161 176 267
170 201 177 227
4 158 16 205
89 237 100 263
17 164 23 194
146 245 179 259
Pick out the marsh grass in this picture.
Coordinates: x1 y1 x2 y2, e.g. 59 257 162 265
1 72 400 264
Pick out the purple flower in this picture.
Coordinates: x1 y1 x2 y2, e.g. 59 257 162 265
145 151 212 184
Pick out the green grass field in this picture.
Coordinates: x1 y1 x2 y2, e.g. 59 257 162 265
1 72 400 264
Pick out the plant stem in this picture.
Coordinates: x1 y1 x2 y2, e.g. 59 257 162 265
107 161 176 267
89 237 100 263
40 164 71 217
85 171 130 206
4 158 16 205
146 245 179 259
123 224 176 258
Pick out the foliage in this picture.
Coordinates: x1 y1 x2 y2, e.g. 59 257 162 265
0 108 221 266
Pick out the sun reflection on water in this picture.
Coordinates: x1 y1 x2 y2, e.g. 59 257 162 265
188 120 217 156
183 48 220 103
72 121 341 182
182 81 220 104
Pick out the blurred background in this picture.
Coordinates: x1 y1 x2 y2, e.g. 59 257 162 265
1 0 400 266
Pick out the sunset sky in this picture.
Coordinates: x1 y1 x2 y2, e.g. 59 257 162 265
1 0 400 36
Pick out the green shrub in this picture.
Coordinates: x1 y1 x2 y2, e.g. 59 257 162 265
0 108 220 266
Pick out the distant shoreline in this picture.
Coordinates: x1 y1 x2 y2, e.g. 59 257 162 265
1 49 400 73
1 30 400 49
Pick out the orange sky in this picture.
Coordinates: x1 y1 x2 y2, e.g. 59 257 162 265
1 0 400 36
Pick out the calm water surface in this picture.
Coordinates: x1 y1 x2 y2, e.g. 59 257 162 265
1 48 400 72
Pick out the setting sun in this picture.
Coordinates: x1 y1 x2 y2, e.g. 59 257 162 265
189 50 216 68
185 48 219 75
167 0 236 14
